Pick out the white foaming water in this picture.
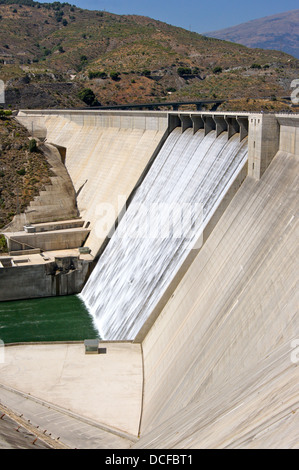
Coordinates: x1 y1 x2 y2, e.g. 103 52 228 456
80 128 248 340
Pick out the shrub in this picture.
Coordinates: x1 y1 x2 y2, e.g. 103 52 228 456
166 87 176 93
17 168 26 176
110 71 120 81
177 67 192 76
0 110 12 118
29 139 37 153
78 88 100 106
0 235 7 253
212 66 222 74
88 71 107 79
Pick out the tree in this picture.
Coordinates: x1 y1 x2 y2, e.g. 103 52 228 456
78 88 100 106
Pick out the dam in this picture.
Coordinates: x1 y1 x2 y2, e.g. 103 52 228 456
0 109 298 449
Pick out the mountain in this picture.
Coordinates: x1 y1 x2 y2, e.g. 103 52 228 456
204 10 299 59
0 1 298 111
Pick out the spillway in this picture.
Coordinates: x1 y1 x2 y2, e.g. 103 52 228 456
81 127 248 340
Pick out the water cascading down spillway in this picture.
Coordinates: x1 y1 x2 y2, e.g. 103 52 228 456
80 125 248 340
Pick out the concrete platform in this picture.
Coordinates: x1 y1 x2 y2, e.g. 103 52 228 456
0 342 143 441
25 219 85 233
5 228 90 253
0 249 93 267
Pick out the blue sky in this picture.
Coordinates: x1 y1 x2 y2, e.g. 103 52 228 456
45 0 299 33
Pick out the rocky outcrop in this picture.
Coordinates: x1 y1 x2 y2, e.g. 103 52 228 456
4 141 79 232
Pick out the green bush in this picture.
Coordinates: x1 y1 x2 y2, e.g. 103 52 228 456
0 235 7 253
212 66 222 74
29 139 37 153
177 67 192 76
0 110 12 118
88 71 107 79
78 88 100 106
110 71 120 81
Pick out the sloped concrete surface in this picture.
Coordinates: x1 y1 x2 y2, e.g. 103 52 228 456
0 386 134 449
137 151 298 447
134 342 299 449
0 403 53 449
0 342 142 442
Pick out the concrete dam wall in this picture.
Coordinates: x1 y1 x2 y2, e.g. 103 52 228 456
135 148 298 448
1 110 297 449
17 110 169 257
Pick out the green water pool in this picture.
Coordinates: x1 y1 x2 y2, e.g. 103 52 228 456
0 295 99 343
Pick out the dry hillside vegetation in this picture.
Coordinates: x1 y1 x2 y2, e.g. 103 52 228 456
0 1 297 110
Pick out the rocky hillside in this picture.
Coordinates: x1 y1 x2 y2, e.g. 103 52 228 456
205 10 299 60
0 112 52 232
0 1 298 111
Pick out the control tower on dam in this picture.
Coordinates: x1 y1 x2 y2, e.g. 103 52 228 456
0 109 297 449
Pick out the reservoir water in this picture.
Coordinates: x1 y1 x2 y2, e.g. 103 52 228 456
0 295 99 343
